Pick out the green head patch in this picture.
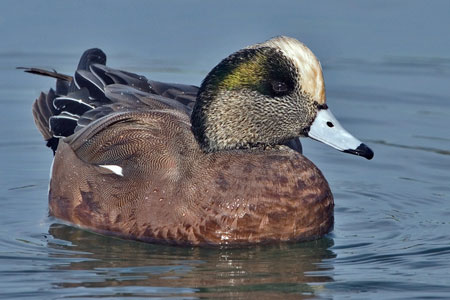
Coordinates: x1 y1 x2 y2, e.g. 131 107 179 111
200 47 297 98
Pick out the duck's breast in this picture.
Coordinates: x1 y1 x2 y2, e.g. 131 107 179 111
181 149 334 245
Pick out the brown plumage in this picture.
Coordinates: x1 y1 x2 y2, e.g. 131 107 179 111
26 36 373 246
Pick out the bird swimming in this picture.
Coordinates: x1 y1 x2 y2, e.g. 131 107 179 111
24 36 373 246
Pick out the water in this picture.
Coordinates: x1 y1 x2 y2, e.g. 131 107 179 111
1 1 450 299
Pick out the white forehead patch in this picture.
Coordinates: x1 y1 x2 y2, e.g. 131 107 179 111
250 36 326 104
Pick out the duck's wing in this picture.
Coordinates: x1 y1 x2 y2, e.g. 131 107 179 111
25 48 199 154
75 84 194 129
62 108 195 181
145 79 198 111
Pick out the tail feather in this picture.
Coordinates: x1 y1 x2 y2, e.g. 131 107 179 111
25 48 108 154
32 89 61 153
17 67 73 82
32 89 58 141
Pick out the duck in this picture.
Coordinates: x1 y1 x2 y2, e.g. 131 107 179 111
25 36 373 246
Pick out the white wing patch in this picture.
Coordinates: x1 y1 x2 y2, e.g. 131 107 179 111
99 164 124 176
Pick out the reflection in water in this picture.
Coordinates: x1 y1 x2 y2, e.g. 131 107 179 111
47 223 335 299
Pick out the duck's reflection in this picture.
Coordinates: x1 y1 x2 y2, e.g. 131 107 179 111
47 223 335 299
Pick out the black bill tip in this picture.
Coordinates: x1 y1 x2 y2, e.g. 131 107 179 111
343 143 374 160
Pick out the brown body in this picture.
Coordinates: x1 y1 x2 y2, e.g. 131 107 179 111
49 110 333 246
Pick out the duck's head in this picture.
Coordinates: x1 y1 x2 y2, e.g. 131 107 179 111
191 36 373 160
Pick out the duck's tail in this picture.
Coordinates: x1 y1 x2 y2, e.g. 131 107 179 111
32 89 61 152
18 67 73 82
21 48 108 153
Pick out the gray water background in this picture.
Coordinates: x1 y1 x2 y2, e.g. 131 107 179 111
1 1 449 299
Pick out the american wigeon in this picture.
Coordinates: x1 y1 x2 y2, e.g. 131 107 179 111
26 36 373 246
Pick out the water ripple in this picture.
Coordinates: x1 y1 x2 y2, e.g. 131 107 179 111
369 139 450 156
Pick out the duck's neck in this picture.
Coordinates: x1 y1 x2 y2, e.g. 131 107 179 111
191 89 249 152
191 89 296 152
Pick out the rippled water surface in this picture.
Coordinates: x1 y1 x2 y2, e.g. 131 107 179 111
1 1 450 299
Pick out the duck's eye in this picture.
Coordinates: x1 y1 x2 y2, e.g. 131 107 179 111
271 81 288 94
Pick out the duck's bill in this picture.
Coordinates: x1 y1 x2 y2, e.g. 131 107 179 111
307 108 374 160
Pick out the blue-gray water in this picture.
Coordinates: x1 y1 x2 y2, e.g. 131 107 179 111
1 1 450 299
